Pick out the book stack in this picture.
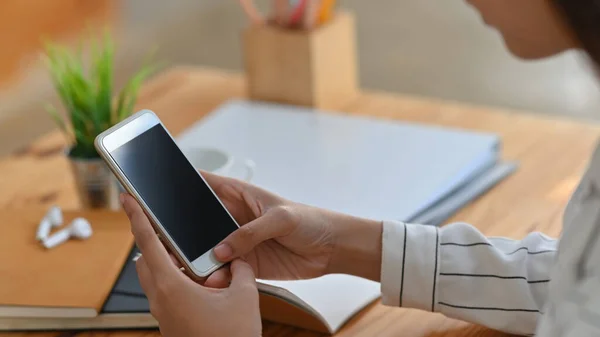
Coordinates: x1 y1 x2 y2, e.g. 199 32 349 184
178 100 516 226
0 210 136 328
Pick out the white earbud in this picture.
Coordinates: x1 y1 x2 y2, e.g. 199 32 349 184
36 206 63 241
42 218 93 249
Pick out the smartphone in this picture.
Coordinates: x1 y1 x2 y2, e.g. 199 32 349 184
94 109 239 279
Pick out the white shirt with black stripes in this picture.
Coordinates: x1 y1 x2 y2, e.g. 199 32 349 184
380 143 600 336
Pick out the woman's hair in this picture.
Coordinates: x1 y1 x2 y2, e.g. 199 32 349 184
554 0 600 65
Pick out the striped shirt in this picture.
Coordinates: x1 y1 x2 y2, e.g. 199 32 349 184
381 143 600 336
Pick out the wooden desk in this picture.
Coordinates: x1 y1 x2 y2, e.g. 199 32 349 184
2 67 600 337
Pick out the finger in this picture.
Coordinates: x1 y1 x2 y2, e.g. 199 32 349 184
135 256 156 300
200 170 254 200
137 251 182 270
122 193 180 277
199 170 232 191
213 207 294 261
169 253 183 269
199 170 243 204
203 266 232 289
229 259 257 292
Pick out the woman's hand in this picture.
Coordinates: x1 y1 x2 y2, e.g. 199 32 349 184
122 194 261 337
203 171 384 282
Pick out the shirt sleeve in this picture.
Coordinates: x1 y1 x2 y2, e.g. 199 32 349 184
538 277 600 337
380 220 558 336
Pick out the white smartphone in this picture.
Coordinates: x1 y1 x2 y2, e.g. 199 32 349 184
94 109 239 279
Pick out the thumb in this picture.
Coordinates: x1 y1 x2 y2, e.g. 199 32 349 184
213 206 295 261
229 259 257 292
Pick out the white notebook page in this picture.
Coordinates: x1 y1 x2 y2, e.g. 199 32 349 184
258 275 380 333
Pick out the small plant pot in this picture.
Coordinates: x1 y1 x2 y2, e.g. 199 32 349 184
68 154 121 210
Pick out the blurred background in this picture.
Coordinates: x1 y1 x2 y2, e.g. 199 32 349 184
1 0 599 156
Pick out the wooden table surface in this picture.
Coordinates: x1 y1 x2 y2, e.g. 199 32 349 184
2 67 600 337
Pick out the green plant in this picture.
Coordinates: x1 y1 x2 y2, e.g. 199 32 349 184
44 33 155 158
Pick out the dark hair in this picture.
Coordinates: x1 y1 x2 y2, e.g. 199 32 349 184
554 1 600 65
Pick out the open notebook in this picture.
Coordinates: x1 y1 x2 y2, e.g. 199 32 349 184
258 275 380 333
1 247 380 334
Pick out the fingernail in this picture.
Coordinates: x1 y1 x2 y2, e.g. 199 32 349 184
119 193 126 206
214 243 233 260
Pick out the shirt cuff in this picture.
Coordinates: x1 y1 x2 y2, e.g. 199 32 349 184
380 220 440 312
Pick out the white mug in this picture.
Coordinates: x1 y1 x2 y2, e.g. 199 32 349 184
185 147 255 182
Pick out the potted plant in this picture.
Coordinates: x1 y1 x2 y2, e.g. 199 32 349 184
44 34 155 209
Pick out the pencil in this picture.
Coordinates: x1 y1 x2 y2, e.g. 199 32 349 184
317 0 336 24
303 0 321 30
239 0 265 25
273 0 289 26
288 0 308 27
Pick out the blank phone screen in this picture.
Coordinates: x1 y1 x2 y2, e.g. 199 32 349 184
110 124 238 262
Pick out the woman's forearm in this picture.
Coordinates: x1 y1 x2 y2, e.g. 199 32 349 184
327 213 383 281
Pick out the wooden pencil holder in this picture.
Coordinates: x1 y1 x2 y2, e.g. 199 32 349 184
243 11 359 110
